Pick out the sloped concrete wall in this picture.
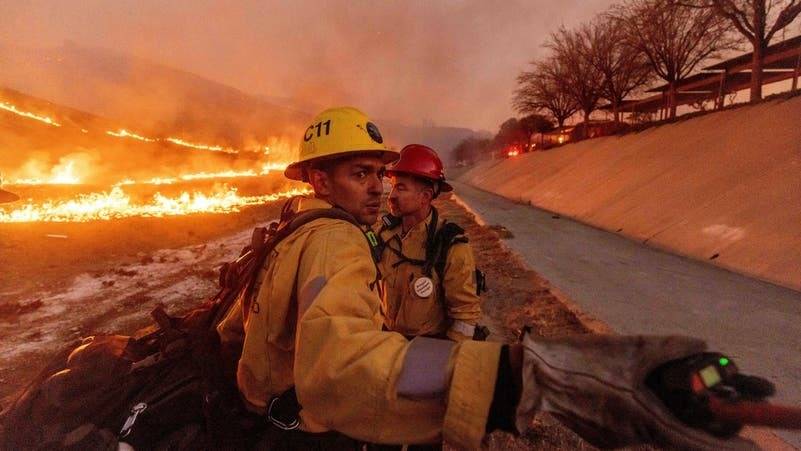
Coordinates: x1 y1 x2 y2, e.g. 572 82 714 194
460 96 801 290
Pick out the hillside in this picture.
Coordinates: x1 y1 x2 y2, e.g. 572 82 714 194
460 95 801 290
0 42 484 159
380 122 485 164
0 42 307 147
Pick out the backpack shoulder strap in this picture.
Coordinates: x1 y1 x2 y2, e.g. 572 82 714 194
213 206 380 328
208 205 360 328
430 222 485 296
279 196 300 223
371 214 401 262
281 207 377 258
431 221 468 282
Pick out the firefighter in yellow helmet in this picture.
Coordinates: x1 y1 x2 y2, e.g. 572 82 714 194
217 106 763 450
377 144 484 342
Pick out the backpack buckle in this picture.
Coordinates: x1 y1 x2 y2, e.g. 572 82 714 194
266 395 300 431
119 402 148 438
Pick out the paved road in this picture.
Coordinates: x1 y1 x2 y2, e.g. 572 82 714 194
452 181 801 447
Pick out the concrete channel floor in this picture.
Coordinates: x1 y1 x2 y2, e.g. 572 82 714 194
452 181 801 447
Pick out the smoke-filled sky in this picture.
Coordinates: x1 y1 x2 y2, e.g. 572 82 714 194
0 0 614 131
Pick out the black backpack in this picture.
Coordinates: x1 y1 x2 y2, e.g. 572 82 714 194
0 202 372 451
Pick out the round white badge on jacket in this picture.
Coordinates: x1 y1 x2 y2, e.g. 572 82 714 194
413 276 434 298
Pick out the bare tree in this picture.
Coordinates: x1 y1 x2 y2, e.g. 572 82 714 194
681 0 801 101
610 0 735 118
578 18 653 122
546 26 604 131
513 59 578 128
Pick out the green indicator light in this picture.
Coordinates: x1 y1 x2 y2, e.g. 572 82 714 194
719 357 730 366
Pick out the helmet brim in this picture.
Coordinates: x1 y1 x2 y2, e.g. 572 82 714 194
0 188 20 204
285 149 400 181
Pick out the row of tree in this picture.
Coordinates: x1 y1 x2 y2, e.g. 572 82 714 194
514 0 801 125
452 114 555 164
453 1 801 165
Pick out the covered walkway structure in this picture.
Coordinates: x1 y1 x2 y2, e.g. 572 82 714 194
603 35 801 119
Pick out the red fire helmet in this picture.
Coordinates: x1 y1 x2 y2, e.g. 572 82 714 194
385 144 452 192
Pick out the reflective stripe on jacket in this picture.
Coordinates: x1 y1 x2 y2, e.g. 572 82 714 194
217 196 500 449
378 211 482 341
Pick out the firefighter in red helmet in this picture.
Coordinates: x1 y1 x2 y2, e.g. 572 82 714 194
377 144 486 342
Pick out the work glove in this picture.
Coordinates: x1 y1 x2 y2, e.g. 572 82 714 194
515 332 757 450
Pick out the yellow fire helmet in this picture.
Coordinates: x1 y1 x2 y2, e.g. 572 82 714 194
285 106 399 181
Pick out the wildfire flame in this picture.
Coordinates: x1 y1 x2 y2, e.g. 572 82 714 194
49 161 81 184
8 161 82 185
0 101 61 127
106 129 156 142
110 163 291 186
166 137 238 154
0 186 310 223
137 177 179 185
260 162 288 173
179 170 258 181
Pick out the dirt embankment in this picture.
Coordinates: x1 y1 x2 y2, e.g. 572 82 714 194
0 202 285 403
460 96 801 291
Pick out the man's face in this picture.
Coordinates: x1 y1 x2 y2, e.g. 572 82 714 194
387 174 432 218
320 155 385 225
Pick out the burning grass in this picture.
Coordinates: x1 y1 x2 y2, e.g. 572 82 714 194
0 101 61 127
1 166 303 223
0 185 308 222
165 137 237 154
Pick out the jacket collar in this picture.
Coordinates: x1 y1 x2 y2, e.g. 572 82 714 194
295 196 334 213
384 208 435 242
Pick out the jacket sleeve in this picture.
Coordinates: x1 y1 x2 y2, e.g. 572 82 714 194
293 222 502 449
443 242 483 341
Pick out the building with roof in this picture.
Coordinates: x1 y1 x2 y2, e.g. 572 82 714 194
601 35 801 119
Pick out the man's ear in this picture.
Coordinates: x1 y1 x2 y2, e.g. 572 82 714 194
421 185 435 203
308 168 331 197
